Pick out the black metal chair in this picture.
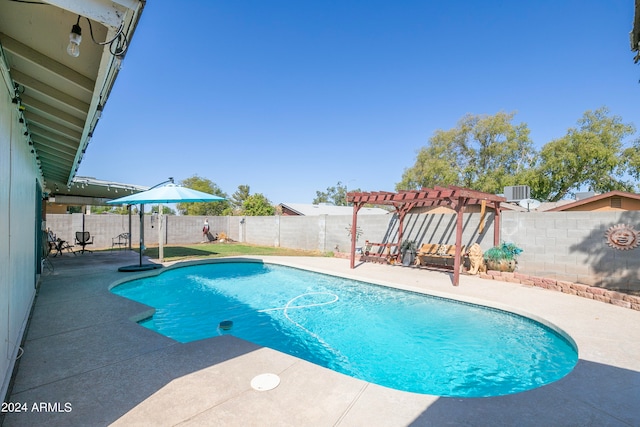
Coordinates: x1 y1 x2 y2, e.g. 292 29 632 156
75 231 94 254
47 230 74 256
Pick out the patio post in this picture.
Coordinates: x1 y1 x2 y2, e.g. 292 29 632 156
453 197 466 286
494 202 501 246
349 202 363 269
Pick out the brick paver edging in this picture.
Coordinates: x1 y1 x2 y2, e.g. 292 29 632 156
479 270 640 311
333 252 640 311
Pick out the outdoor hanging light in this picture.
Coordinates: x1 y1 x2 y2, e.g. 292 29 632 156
67 16 82 58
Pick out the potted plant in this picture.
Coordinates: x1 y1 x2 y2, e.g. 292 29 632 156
483 242 523 272
400 240 417 266
346 224 364 254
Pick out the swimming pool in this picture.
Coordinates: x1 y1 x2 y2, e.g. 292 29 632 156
111 261 578 397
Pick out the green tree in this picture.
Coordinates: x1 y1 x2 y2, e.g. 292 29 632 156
243 193 275 216
176 175 230 215
397 112 535 193
91 205 116 214
529 107 636 201
92 205 135 215
113 205 132 215
313 181 360 206
150 205 176 215
623 138 640 182
230 185 251 210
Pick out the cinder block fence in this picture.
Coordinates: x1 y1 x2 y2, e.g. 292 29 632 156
46 210 640 294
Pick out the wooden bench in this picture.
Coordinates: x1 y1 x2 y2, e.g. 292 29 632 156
415 243 466 270
360 241 400 264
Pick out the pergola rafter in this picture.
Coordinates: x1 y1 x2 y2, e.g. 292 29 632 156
346 185 506 286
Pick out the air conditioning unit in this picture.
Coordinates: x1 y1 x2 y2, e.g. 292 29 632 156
503 185 530 202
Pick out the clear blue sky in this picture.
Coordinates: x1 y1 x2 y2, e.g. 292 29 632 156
77 0 638 204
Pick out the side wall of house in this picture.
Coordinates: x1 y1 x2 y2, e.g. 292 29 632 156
1 79 39 400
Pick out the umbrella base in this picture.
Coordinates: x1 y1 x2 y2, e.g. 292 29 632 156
118 264 163 272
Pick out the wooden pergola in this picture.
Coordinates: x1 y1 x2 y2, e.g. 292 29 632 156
346 186 507 286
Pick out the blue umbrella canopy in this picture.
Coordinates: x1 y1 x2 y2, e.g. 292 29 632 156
106 183 224 272
107 183 225 205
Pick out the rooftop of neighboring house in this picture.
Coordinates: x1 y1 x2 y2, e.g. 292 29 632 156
279 203 390 216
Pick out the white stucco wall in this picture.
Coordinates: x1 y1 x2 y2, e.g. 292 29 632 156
1 80 39 401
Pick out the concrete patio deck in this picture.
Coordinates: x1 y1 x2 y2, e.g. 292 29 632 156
3 251 640 426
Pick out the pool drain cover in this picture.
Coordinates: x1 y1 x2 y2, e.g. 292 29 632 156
251 373 280 391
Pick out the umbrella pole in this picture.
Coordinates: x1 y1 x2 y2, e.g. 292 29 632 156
158 203 164 263
128 205 132 250
139 203 144 267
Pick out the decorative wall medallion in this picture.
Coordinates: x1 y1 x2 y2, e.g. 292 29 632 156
605 224 639 250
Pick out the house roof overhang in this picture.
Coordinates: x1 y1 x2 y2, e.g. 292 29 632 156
547 190 640 212
0 0 145 198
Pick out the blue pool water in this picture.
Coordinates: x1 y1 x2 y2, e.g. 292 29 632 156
111 262 578 397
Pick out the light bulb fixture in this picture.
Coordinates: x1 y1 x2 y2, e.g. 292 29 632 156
67 16 82 58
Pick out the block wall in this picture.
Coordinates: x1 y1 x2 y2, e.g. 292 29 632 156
45 209 640 291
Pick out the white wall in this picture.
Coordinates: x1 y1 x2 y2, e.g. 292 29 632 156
1 77 39 401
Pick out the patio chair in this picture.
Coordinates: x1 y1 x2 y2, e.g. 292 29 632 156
47 230 74 256
75 231 94 254
111 232 129 250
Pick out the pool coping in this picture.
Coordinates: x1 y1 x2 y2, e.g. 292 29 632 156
4 252 640 426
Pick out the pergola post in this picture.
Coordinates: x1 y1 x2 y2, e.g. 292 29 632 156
494 202 501 246
396 205 405 259
349 202 364 269
453 197 466 286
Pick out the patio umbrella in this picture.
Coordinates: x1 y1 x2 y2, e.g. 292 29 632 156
106 183 226 204
107 183 225 271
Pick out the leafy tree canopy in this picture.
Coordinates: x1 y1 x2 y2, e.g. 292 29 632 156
398 108 638 201
230 185 250 210
528 107 636 201
149 205 176 215
176 175 230 215
243 193 275 216
92 205 137 215
313 181 361 206
397 112 535 194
